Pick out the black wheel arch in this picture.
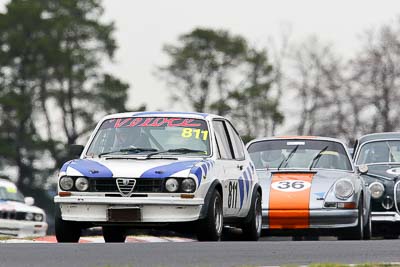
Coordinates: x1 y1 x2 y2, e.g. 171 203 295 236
243 183 262 224
199 179 223 220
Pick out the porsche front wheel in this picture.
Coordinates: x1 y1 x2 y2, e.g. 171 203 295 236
242 191 262 241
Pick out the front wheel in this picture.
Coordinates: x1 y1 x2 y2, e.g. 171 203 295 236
242 191 262 241
338 199 364 240
55 207 81 243
363 204 372 240
102 226 127 243
196 190 223 241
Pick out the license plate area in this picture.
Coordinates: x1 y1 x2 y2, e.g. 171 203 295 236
107 207 142 222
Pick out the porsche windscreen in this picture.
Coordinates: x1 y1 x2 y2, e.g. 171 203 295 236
356 140 400 165
86 117 211 157
248 139 352 171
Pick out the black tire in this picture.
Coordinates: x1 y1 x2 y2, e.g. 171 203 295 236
304 235 319 241
196 190 223 241
292 236 303 241
363 204 372 240
102 226 127 243
55 206 81 243
338 199 364 240
242 191 262 241
383 234 399 239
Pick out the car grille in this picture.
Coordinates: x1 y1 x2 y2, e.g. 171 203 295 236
91 178 163 193
0 211 28 220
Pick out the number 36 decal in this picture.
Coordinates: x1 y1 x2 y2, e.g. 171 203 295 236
271 180 311 192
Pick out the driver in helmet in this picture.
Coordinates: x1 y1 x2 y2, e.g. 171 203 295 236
260 150 285 168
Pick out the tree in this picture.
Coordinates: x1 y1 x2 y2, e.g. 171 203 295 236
159 28 248 114
288 36 352 138
350 21 400 133
159 28 283 139
0 0 140 221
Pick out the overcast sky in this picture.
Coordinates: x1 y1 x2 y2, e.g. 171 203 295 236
1 0 400 111
101 0 400 112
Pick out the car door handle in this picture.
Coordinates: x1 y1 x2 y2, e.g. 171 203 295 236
237 165 243 170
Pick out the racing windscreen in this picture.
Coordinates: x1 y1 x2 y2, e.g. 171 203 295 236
248 139 352 171
86 117 211 157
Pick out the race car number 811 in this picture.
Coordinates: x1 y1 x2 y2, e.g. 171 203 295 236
271 180 311 192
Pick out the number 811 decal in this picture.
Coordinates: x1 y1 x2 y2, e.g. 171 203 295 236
271 180 311 192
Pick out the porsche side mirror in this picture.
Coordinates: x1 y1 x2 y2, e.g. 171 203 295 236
24 197 35 206
358 165 368 174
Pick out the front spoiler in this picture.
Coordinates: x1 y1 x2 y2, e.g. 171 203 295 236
262 209 358 229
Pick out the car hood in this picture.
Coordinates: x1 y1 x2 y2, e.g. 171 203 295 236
60 158 214 183
0 200 45 214
257 169 354 182
362 164 400 181
256 169 357 210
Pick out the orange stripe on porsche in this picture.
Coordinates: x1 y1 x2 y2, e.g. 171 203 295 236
269 173 314 229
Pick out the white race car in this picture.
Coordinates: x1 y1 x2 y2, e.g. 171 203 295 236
54 112 261 242
0 179 47 238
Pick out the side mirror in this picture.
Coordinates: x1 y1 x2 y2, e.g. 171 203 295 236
68 144 84 158
358 165 368 174
24 197 35 206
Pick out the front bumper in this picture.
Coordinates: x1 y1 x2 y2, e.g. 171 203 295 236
262 209 358 229
54 196 204 223
371 211 400 222
0 219 48 238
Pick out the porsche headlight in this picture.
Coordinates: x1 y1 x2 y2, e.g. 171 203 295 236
165 178 179 193
75 177 89 191
181 178 196 193
334 179 354 200
369 182 385 199
59 176 74 191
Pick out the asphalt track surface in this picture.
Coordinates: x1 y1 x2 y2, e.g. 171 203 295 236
1 239 400 267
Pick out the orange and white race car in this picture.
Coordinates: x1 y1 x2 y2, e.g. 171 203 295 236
246 136 371 240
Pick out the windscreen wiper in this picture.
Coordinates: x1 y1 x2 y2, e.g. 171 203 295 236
99 147 158 158
146 148 206 159
308 146 329 170
277 145 299 170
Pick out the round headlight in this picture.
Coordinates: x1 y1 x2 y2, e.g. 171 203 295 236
25 212 33 221
181 178 196 193
369 182 385 199
165 178 179 193
75 177 89 191
59 176 74 191
335 179 354 200
34 214 43 222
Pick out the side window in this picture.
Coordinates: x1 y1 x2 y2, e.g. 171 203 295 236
212 120 233 160
226 122 245 160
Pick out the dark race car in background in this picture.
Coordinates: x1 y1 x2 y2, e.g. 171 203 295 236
353 132 400 238
247 136 371 240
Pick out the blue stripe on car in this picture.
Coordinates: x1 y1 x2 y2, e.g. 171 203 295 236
60 160 72 172
68 159 113 178
239 177 244 209
140 160 200 179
